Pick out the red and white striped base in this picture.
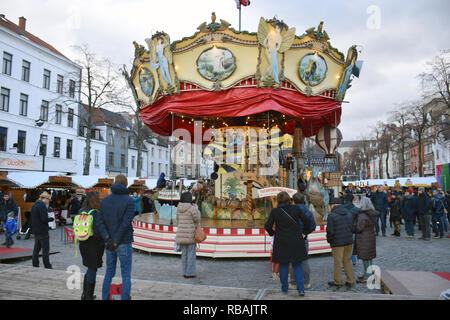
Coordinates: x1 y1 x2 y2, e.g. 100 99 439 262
132 219 331 258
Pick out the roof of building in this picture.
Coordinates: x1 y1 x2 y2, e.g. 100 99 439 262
0 15 71 62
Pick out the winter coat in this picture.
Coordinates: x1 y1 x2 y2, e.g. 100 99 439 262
342 202 359 220
353 209 379 260
3 218 17 234
157 173 166 189
371 191 388 212
97 183 135 245
77 207 106 269
401 195 417 220
31 200 51 235
432 194 448 216
0 197 18 221
175 203 201 244
294 204 316 235
142 195 153 213
388 198 402 222
131 196 141 213
416 193 431 216
69 197 81 217
265 203 315 263
326 204 355 248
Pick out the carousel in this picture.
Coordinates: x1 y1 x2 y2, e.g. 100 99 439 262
129 13 362 257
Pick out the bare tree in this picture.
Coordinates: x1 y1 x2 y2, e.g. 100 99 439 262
388 106 410 177
418 50 450 109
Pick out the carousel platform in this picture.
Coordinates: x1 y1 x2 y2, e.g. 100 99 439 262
132 213 331 258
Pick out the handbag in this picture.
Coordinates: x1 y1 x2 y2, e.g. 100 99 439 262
439 199 448 214
194 225 207 243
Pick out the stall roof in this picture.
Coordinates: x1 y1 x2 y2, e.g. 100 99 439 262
343 177 437 188
7 172 68 189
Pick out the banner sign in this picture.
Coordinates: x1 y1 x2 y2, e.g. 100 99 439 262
257 187 297 198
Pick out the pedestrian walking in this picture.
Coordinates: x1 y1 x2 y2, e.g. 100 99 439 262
3 212 17 248
326 197 355 288
68 191 81 222
342 193 359 266
131 192 142 216
264 191 315 296
31 192 54 269
431 190 448 239
401 190 417 239
388 191 402 237
370 186 389 236
353 198 380 283
291 192 316 289
77 191 106 300
416 187 432 241
175 191 201 279
97 174 135 300
0 191 18 228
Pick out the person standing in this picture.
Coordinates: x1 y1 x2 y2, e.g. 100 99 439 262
342 193 359 266
141 191 153 213
31 192 53 269
291 193 316 289
3 212 17 248
416 187 432 241
0 192 18 227
431 190 448 239
78 191 106 300
97 174 135 300
131 192 142 216
156 173 166 189
388 191 402 237
326 198 355 288
68 191 81 222
265 191 315 296
353 198 380 283
401 190 417 239
370 186 389 237
175 192 201 279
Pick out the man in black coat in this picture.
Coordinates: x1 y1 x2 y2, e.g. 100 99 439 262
31 192 54 269
326 198 355 288
371 186 389 236
416 187 431 241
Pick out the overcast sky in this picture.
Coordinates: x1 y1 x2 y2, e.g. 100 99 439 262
3 0 450 140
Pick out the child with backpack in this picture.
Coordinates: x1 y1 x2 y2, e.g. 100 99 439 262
73 191 106 300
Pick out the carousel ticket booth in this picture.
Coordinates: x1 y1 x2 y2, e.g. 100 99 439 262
129 13 361 257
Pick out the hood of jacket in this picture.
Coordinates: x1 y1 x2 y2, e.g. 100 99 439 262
331 204 351 216
177 202 195 213
110 183 130 195
359 209 379 223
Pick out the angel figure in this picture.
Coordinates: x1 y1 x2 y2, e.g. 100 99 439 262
145 33 173 86
257 18 296 84
336 46 357 100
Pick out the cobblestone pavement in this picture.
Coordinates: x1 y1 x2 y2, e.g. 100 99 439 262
2 222 449 296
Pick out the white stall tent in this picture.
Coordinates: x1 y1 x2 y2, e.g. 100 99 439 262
343 177 437 188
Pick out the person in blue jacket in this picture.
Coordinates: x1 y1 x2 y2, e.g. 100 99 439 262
156 173 166 189
431 190 449 239
97 174 135 300
401 189 417 238
131 192 142 216
370 186 389 236
3 212 17 248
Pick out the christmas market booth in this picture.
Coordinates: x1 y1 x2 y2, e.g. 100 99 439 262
129 13 362 257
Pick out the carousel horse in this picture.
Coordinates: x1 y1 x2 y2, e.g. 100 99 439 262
305 168 329 221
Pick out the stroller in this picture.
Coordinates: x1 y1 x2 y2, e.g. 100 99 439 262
16 211 32 240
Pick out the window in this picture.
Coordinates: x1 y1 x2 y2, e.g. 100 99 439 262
0 127 7 151
66 139 72 159
109 152 114 167
121 136 126 149
151 147 154 157
17 131 26 154
2 52 12 75
1 87 10 112
40 100 49 121
151 162 154 175
39 134 47 156
53 137 60 157
57 75 64 94
55 105 62 124
158 163 161 175
121 154 125 168
43 69 51 89
108 133 114 146
69 79 75 98
165 164 168 174
91 129 100 140
68 108 74 127
131 156 135 169
166 150 168 160
19 93 28 116
22 60 30 82
95 150 100 168
159 149 162 159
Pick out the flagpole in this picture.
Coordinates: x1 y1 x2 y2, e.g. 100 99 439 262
239 7 241 31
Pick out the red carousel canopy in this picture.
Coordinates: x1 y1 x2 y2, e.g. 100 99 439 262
140 84 341 144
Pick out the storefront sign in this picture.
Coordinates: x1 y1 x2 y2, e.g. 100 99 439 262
0 158 36 170
257 187 297 198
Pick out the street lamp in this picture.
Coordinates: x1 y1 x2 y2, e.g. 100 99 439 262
40 135 48 172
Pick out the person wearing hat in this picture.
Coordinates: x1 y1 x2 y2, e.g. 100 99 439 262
388 191 402 237
3 211 18 248
416 187 431 241
31 192 54 269
326 197 355 288
401 189 417 239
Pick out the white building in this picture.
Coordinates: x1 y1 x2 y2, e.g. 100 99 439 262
145 137 170 178
0 15 81 174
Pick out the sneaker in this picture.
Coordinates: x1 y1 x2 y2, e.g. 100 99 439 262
298 291 305 297
356 277 367 284
288 283 296 290
304 283 311 289
433 236 440 239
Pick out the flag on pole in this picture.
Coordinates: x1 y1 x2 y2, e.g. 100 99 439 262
235 0 251 9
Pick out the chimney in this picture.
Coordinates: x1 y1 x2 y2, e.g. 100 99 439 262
18 16 26 31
